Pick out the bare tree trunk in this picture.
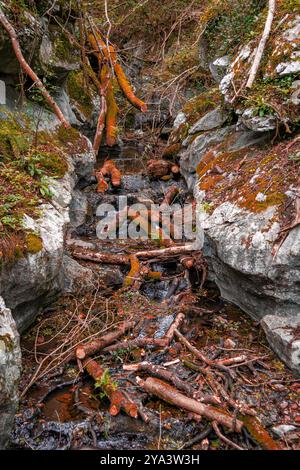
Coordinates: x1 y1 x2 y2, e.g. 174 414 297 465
246 0 276 88
0 7 70 128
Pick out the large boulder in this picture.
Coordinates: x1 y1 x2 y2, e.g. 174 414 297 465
0 297 21 449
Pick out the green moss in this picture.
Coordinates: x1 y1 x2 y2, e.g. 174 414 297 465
0 112 72 266
0 334 14 353
67 70 95 119
26 233 43 254
183 88 222 126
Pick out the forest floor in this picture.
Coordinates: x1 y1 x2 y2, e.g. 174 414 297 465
11 139 300 451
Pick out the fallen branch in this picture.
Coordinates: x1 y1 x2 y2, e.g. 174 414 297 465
75 321 135 360
165 312 185 344
71 245 197 266
71 249 129 265
241 416 283 450
137 377 243 432
0 7 70 128
83 358 138 418
124 361 194 396
212 421 245 451
104 337 168 353
246 0 276 88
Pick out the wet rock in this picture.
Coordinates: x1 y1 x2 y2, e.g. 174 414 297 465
261 314 300 374
71 138 96 182
180 125 269 189
0 297 21 449
241 108 277 132
70 189 88 228
272 425 297 438
189 107 229 134
209 56 230 83
62 256 94 293
200 201 300 328
174 112 187 129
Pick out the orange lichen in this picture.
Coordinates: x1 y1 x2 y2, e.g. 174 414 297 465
198 138 300 218
124 254 140 287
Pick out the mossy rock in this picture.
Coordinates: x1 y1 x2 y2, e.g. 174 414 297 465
26 233 43 254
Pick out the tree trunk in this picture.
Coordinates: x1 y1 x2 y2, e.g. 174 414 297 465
0 8 70 128
246 0 276 88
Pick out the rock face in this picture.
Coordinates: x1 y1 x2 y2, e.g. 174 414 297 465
178 11 300 374
0 297 21 449
262 315 300 374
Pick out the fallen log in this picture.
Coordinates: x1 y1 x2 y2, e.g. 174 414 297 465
75 321 135 360
134 244 197 259
136 377 243 432
83 358 138 418
124 361 194 396
104 337 168 353
241 415 283 450
71 249 129 266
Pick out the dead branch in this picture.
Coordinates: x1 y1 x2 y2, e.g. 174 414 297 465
246 0 276 88
136 377 243 432
83 358 138 418
124 361 194 396
71 249 129 265
104 337 168 353
212 421 245 450
242 416 283 450
75 321 135 360
0 7 70 128
71 245 198 266
165 312 185 344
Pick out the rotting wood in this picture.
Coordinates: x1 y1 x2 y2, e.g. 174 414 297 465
75 321 135 360
136 377 243 432
104 337 168 353
83 358 138 418
71 249 129 265
124 361 194 396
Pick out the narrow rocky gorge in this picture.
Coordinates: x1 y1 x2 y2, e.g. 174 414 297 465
0 0 299 452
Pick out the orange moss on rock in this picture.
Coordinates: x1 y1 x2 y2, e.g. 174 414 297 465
198 137 300 219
